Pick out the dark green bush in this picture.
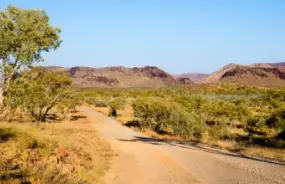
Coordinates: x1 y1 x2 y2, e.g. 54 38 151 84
245 116 266 135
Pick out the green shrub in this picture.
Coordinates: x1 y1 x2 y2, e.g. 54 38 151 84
108 98 126 117
5 67 75 122
91 98 109 107
109 98 126 110
246 116 266 135
132 97 205 139
83 86 285 143
265 111 285 131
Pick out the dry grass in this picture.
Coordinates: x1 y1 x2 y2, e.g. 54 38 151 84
143 129 285 161
241 147 285 161
92 107 109 116
116 104 134 124
206 140 285 161
92 105 134 124
0 111 113 184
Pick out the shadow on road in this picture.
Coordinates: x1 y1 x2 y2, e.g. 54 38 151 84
118 136 285 166
70 115 87 121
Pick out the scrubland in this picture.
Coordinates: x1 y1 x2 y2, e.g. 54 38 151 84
83 84 285 161
0 111 112 184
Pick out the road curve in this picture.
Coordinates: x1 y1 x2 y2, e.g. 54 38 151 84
81 106 285 184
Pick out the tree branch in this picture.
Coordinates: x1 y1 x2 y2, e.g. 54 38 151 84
5 62 22 88
41 91 71 121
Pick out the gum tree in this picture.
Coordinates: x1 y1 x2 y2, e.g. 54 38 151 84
6 67 73 121
0 5 61 100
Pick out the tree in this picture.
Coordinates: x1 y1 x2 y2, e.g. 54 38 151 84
108 98 126 117
0 5 61 98
6 68 73 121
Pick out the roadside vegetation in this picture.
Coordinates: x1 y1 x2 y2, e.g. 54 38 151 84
84 84 285 161
1 4 284 183
3 67 81 122
0 5 112 184
0 112 112 184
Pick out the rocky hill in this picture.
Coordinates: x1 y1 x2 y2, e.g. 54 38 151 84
45 66 194 88
43 62 285 88
203 63 285 87
267 62 285 67
266 62 285 73
173 73 208 83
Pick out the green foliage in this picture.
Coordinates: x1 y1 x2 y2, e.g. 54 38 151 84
0 5 61 92
132 97 205 139
90 98 109 107
5 67 73 121
207 123 229 141
83 90 127 117
82 90 111 107
246 116 266 135
265 111 285 130
109 98 126 111
84 85 285 144
108 98 126 117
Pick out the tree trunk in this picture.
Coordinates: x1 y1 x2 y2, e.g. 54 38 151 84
0 58 7 105
41 103 56 122
2 57 7 86
0 88 3 105
1 58 21 106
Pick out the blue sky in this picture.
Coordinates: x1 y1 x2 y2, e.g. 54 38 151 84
1 0 285 74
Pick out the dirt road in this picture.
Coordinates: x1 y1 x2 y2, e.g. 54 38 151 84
81 106 285 184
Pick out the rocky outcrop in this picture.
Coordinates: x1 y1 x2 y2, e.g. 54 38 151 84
45 66 194 88
203 63 285 87
133 66 175 80
173 73 208 83
176 77 195 85
221 66 285 79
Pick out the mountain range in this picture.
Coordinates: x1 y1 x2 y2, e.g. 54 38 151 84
44 66 194 88
43 62 285 88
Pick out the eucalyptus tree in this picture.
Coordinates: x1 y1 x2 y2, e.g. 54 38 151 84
0 5 61 99
6 67 73 122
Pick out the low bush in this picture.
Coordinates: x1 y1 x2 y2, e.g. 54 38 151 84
132 97 205 139
91 98 109 107
108 97 126 117
245 116 266 135
85 85 285 153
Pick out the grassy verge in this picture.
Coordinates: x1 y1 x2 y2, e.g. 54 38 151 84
0 111 112 184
